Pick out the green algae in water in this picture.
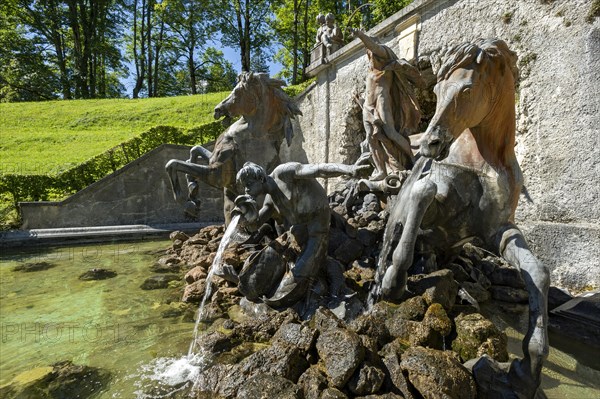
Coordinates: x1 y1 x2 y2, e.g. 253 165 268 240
0 240 195 398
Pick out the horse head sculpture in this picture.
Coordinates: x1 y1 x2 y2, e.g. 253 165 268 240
214 72 301 147
421 39 518 165
166 72 302 223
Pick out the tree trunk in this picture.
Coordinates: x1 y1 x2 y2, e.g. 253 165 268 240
292 0 299 84
189 48 197 94
234 0 246 72
153 20 164 97
132 0 146 98
55 36 72 99
147 0 153 97
243 0 251 71
67 0 85 98
77 0 91 98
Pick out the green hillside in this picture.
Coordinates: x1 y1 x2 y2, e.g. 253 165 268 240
0 92 228 175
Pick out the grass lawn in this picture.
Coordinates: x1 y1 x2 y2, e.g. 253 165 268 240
0 92 228 175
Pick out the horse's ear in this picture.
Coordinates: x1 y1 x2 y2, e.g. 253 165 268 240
476 49 485 64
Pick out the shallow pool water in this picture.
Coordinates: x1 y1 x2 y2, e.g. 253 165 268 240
0 240 195 398
1 240 599 398
483 303 600 399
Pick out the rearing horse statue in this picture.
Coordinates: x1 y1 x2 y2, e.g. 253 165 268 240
372 39 549 397
166 72 302 223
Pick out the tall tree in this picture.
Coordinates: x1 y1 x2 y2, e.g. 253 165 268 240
271 0 314 84
8 0 126 100
63 0 125 98
15 0 73 99
130 0 149 98
159 0 213 94
198 47 238 93
213 0 273 72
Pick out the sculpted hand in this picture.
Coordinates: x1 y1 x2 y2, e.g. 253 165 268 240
352 164 373 178
347 27 363 39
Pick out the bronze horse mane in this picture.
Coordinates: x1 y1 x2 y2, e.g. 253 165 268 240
232 72 301 146
438 39 518 84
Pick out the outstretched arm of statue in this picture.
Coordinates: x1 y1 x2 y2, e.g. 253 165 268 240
293 162 371 179
349 28 388 59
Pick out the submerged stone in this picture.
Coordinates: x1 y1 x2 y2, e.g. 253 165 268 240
0 360 110 399
13 261 55 272
140 274 180 290
78 268 117 280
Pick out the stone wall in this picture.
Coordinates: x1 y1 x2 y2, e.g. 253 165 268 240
20 144 224 229
295 0 600 292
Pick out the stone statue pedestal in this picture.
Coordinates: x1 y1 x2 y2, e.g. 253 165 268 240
310 43 325 64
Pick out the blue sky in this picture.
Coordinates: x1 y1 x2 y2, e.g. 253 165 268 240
122 41 284 96
219 42 284 77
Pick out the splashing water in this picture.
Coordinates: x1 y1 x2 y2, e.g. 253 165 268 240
188 214 241 356
130 355 204 398
124 216 242 398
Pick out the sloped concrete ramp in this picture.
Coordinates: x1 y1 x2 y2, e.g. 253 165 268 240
18 144 224 230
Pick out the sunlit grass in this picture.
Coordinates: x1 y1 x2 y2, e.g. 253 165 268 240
0 93 228 174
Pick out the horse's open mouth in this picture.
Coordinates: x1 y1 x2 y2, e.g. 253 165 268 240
214 109 233 127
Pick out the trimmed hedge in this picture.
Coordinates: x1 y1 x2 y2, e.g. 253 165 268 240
0 121 223 210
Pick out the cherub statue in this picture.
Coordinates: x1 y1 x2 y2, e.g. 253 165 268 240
315 13 326 44
320 13 344 55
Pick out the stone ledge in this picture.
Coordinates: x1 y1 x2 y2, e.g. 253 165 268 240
0 223 212 248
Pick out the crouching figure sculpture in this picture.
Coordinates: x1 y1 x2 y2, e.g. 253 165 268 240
232 161 369 309
165 72 302 223
371 39 549 397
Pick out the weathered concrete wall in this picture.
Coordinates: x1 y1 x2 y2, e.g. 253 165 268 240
20 144 224 229
298 0 600 291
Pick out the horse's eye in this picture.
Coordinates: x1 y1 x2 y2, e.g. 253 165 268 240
461 87 472 95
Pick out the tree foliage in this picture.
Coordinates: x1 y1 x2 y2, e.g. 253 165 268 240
270 0 408 84
371 0 413 25
0 0 414 101
213 0 273 73
0 1 60 101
